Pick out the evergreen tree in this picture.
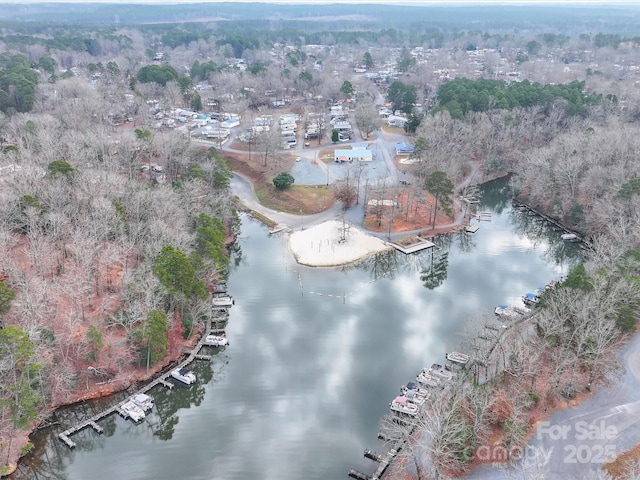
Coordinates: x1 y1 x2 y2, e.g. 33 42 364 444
424 171 454 227
195 213 228 270
0 280 15 318
0 326 43 429
153 245 207 301
141 310 169 365
273 172 295 190
363 52 373 69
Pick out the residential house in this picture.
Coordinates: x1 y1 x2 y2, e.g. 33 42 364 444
334 148 373 162
395 141 415 155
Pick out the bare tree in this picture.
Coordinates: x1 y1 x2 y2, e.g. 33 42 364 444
354 94 379 140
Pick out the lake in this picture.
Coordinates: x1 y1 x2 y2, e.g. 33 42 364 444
14 179 582 480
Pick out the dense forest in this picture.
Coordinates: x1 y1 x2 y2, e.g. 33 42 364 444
1 2 640 478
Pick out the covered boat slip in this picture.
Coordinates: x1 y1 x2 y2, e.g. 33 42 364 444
171 367 197 385
389 396 419 416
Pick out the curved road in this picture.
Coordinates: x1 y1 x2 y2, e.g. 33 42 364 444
221 116 640 479
231 171 343 229
467 331 640 479
225 121 479 241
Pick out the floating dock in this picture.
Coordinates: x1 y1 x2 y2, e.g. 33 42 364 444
58 315 221 448
391 237 435 254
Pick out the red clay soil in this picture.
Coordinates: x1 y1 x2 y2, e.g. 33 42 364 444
363 188 466 237
0 233 202 475
387 350 601 480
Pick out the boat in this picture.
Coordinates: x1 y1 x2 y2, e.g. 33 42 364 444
561 233 579 242
429 363 455 380
118 400 146 422
204 333 229 346
494 304 529 319
545 279 560 290
416 370 441 387
212 294 234 308
212 282 227 293
171 367 197 385
389 396 419 416
400 382 430 405
131 393 154 412
522 292 540 306
445 351 469 366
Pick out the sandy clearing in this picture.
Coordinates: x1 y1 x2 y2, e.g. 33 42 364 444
288 220 392 267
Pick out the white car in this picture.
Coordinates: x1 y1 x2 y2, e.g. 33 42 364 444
295 157 301 162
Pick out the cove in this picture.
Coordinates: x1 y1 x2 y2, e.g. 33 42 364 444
14 179 582 480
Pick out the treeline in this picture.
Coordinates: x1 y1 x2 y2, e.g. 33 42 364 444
0 53 38 113
1 21 639 62
0 75 237 465
0 33 132 55
435 78 604 119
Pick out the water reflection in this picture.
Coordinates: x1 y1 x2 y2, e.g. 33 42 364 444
14 178 583 480
482 175 514 213
420 250 449 290
509 204 584 266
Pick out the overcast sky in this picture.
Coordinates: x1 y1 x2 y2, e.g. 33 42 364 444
7 0 625 4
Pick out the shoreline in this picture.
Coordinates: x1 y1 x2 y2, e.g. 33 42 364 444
7 173 588 479
288 220 393 267
3 320 206 478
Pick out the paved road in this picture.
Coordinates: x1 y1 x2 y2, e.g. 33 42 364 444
467 331 640 479
220 117 640 479
231 171 344 230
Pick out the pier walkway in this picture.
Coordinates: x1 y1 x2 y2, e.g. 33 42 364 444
513 200 589 246
58 308 230 448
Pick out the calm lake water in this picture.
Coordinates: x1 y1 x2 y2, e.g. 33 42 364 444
14 179 582 480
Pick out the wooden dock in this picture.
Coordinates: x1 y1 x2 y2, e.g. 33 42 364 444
350 415 411 479
348 470 371 480
158 379 174 389
363 441 402 480
58 316 220 448
57 408 114 448
364 449 383 462
391 237 435 254
513 200 588 245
